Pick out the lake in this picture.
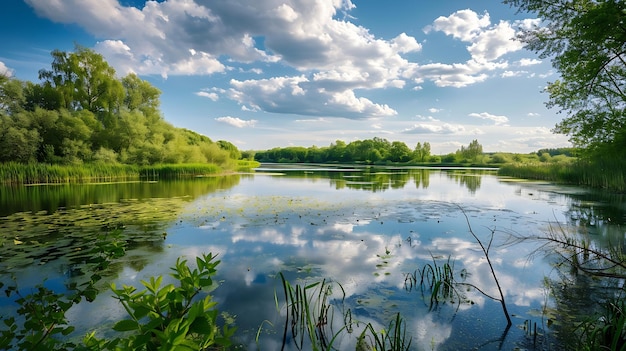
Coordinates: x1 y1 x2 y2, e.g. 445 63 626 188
1 165 624 350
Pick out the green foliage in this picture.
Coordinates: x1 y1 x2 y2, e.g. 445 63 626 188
0 46 241 171
505 0 626 150
457 139 483 162
0 232 126 351
1 251 235 351
87 253 236 350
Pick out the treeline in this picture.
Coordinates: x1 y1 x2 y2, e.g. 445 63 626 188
254 138 490 165
0 46 240 168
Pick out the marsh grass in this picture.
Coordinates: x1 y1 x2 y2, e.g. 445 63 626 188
278 272 347 350
277 273 412 351
403 256 467 308
498 158 626 192
357 313 412 351
0 162 227 184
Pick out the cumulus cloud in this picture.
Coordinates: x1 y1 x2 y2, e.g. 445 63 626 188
413 9 527 88
226 75 397 118
501 70 527 78
0 61 11 77
519 58 541 66
428 108 441 113
215 116 257 128
469 112 509 125
23 1 533 118
402 123 465 134
24 0 422 119
425 9 490 41
195 91 219 101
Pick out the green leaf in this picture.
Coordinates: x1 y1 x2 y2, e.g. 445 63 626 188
112 319 140 332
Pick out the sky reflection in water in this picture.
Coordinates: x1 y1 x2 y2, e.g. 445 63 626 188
153 170 570 350
4 168 618 350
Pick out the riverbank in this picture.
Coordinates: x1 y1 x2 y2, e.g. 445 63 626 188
0 161 260 185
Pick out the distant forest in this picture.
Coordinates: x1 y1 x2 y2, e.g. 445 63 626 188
252 138 577 165
0 46 240 168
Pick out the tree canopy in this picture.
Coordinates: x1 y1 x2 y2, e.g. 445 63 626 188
505 0 626 151
0 46 240 167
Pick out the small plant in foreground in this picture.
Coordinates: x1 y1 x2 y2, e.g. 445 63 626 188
85 253 236 350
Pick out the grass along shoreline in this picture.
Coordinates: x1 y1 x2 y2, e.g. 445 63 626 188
0 161 260 185
498 159 626 192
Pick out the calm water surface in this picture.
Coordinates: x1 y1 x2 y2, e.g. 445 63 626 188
1 165 624 350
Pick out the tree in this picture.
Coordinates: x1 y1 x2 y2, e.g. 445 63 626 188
389 141 411 162
413 142 431 162
459 139 483 161
504 0 626 150
39 46 124 115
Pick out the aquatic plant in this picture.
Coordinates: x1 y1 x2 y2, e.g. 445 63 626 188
277 273 412 351
357 313 412 351
278 273 348 350
403 255 467 308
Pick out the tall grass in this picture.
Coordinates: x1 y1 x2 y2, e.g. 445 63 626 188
0 162 231 185
138 163 222 179
498 158 626 192
277 273 412 351
0 162 140 185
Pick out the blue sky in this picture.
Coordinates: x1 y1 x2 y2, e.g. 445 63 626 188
0 0 570 153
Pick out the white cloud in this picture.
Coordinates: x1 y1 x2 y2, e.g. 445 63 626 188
428 108 441 113
195 91 219 101
402 123 465 134
527 112 541 117
0 61 11 77
501 70 527 78
215 116 257 128
519 58 541 66
468 20 523 62
469 112 509 125
414 9 530 87
425 9 490 41
226 75 397 119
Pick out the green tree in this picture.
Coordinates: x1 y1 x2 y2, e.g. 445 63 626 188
504 0 626 150
412 141 431 162
39 46 124 115
459 139 483 161
389 141 411 162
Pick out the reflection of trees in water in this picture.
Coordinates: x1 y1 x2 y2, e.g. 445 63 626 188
513 191 626 349
412 169 430 189
0 176 241 288
0 175 242 216
446 172 482 194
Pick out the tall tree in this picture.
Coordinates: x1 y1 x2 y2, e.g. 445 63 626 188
39 46 124 115
504 0 626 150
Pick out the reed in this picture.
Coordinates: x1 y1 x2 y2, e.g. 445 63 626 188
404 255 466 308
0 162 230 184
498 158 626 192
278 272 349 350
0 162 141 185
236 160 261 172
357 313 412 351
138 163 222 179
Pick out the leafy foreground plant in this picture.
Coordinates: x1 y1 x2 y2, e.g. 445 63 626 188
85 253 236 350
277 273 411 351
0 231 127 351
0 252 235 351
